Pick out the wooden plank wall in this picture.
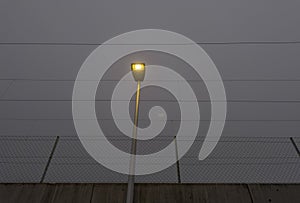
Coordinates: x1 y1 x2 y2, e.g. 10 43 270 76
0 184 299 203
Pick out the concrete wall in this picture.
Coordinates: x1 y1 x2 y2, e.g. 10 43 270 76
0 184 299 203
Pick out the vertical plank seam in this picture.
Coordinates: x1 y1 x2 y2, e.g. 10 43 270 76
89 184 95 203
246 184 254 203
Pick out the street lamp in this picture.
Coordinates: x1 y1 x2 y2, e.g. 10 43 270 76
126 63 145 203
131 63 145 81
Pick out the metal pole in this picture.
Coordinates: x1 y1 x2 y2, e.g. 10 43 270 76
174 135 181 183
40 135 60 183
126 81 141 203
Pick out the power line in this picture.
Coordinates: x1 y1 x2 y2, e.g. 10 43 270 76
0 139 293 143
1 155 298 159
1 161 299 166
1 41 300 46
0 135 295 144
1 78 300 82
0 135 295 138
1 99 300 103
1 118 300 121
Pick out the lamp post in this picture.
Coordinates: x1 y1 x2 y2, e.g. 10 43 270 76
126 63 145 203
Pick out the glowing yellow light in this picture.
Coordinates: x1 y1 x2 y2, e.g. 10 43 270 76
131 63 145 72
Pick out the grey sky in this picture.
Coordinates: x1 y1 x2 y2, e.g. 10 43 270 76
0 0 300 183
